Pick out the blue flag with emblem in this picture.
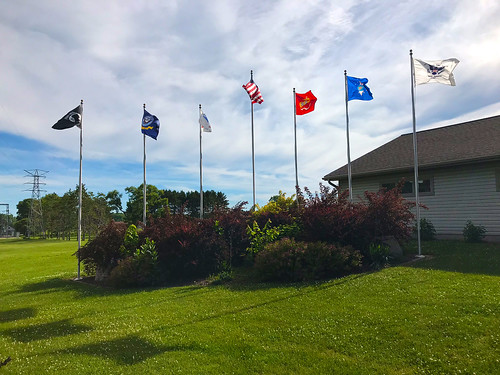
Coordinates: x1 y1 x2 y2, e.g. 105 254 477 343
141 109 160 140
347 76 373 101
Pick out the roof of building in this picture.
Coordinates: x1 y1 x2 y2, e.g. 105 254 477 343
323 115 500 180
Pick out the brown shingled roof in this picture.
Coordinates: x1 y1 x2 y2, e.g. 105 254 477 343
323 115 500 180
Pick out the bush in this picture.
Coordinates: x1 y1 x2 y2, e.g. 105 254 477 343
208 261 233 285
252 191 298 228
120 224 140 257
78 221 128 281
298 185 360 246
246 219 301 257
298 182 415 254
368 243 390 269
108 238 159 288
356 182 416 251
211 202 251 266
463 220 486 243
140 213 229 282
254 238 362 282
415 218 436 241
108 257 138 288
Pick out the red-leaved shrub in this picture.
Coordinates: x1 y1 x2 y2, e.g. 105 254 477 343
298 185 360 246
140 213 228 282
356 185 416 248
78 221 127 280
298 183 415 254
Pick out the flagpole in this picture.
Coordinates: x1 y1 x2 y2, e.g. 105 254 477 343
344 70 353 202
77 99 83 280
250 70 256 211
410 50 422 257
143 103 147 226
199 104 204 219
293 88 299 195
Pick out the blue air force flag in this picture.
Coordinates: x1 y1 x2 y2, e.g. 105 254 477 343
52 104 83 130
347 76 373 101
413 58 459 86
199 110 212 132
141 109 160 140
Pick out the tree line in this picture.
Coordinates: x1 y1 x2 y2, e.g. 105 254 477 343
13 184 229 239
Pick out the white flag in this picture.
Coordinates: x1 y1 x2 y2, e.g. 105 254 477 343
199 110 212 132
413 58 459 86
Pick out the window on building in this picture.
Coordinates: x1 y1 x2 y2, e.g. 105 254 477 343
381 177 433 196
381 182 396 191
496 169 500 192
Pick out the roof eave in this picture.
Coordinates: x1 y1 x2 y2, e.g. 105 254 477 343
323 156 500 181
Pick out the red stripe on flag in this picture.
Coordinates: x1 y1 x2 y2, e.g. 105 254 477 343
243 80 264 104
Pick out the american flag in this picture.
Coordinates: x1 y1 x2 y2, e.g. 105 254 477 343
242 79 264 104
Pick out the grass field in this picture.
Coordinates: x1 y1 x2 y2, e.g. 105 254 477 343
1 238 499 374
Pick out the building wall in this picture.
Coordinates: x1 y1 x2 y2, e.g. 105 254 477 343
338 161 500 240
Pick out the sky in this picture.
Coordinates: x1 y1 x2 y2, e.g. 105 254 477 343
1 0 500 216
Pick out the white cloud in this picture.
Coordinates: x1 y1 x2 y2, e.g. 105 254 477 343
1 0 500 212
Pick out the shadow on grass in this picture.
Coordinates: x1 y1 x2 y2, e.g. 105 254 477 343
16 278 71 294
56 335 202 365
402 240 500 277
11 277 160 299
3 319 92 342
0 307 36 322
167 273 366 329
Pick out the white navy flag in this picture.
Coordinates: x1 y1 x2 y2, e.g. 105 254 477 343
413 58 459 86
199 110 212 132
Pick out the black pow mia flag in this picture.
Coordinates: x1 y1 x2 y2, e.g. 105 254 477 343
52 104 83 130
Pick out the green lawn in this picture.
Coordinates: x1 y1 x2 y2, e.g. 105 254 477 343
1 238 499 374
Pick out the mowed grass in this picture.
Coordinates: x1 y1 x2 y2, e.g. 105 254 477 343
1 238 499 374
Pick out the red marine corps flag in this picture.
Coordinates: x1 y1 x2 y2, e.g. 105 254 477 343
295 90 317 115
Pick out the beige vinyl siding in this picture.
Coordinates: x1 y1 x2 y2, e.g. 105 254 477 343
418 163 500 236
338 161 500 237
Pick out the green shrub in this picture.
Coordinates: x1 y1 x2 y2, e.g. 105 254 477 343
108 238 159 288
415 218 436 241
254 238 362 282
120 224 139 256
108 257 138 288
246 220 300 257
463 220 486 243
246 220 281 256
368 243 390 269
208 261 233 285
252 191 298 228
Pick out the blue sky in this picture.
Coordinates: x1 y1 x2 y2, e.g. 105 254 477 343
1 0 500 215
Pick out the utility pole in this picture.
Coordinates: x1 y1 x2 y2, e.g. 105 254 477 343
24 169 48 238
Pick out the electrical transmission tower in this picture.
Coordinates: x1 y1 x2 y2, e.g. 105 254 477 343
24 169 48 238
0 203 10 236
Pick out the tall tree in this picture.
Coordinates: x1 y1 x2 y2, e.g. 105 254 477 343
16 199 31 220
106 190 123 213
125 184 168 224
